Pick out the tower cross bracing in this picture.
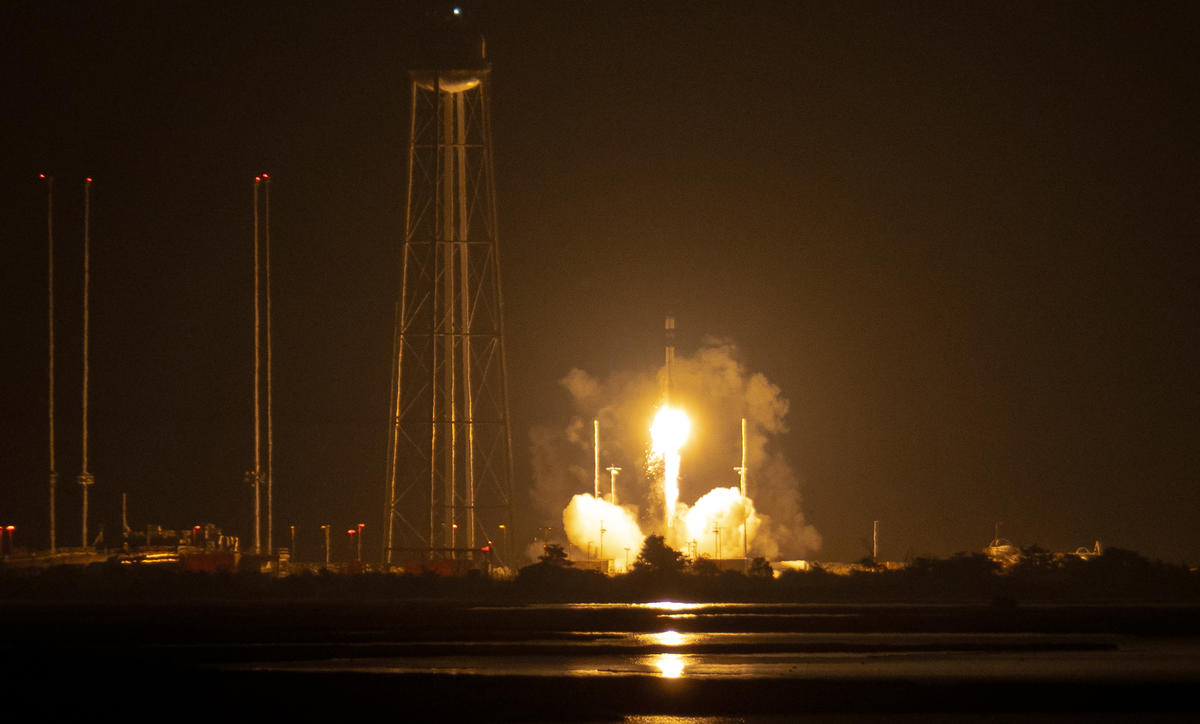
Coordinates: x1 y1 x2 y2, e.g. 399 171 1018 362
384 63 514 568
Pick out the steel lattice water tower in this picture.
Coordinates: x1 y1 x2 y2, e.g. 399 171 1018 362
383 22 514 569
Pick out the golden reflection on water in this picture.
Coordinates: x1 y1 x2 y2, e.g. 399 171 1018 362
649 630 689 647
653 653 686 678
644 601 706 611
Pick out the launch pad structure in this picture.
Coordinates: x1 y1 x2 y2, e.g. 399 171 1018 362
383 29 515 569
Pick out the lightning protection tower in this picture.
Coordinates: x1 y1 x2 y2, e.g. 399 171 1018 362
383 25 514 568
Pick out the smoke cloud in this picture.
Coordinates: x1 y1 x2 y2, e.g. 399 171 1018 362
529 337 821 561
562 494 644 571
682 486 760 559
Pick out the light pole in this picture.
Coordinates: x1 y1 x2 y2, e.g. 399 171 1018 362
3 526 14 556
498 524 507 565
320 524 330 567
79 177 95 550
357 524 365 564
42 173 57 556
606 466 621 506
264 174 274 560
735 417 747 559
251 176 261 555
593 419 600 499
290 524 296 562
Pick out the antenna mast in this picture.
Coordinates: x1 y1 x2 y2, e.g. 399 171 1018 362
43 174 57 554
735 417 747 559
606 465 621 506
251 176 262 555
78 177 95 548
264 173 274 556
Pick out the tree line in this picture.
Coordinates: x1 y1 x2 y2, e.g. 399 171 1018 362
1 535 1195 602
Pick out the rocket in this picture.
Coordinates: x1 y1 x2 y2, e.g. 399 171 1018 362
664 315 675 403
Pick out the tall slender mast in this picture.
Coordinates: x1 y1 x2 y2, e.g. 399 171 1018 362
79 177 94 548
607 465 621 507
43 174 56 554
593 419 600 499
252 176 262 554
736 417 747 559
264 173 273 555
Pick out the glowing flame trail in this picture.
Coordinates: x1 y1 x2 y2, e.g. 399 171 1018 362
651 405 690 533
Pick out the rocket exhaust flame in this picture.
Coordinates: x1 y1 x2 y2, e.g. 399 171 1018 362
651 405 689 534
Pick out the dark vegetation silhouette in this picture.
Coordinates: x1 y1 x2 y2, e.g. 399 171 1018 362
538 543 570 566
691 557 720 577
514 542 606 600
0 545 1196 603
631 534 687 575
747 556 773 578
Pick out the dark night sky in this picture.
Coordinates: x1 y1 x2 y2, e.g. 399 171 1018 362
3 1 1198 563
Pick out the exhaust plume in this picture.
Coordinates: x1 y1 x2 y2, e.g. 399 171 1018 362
530 337 821 562
650 405 690 533
681 486 760 559
562 494 644 571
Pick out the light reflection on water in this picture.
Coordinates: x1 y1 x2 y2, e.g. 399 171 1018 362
229 629 1187 682
468 601 974 611
224 604 1200 685
471 601 725 612
652 653 686 678
644 601 707 612
241 643 1200 682
645 630 690 647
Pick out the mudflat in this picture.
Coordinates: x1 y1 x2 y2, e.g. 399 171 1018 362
2 601 1198 719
